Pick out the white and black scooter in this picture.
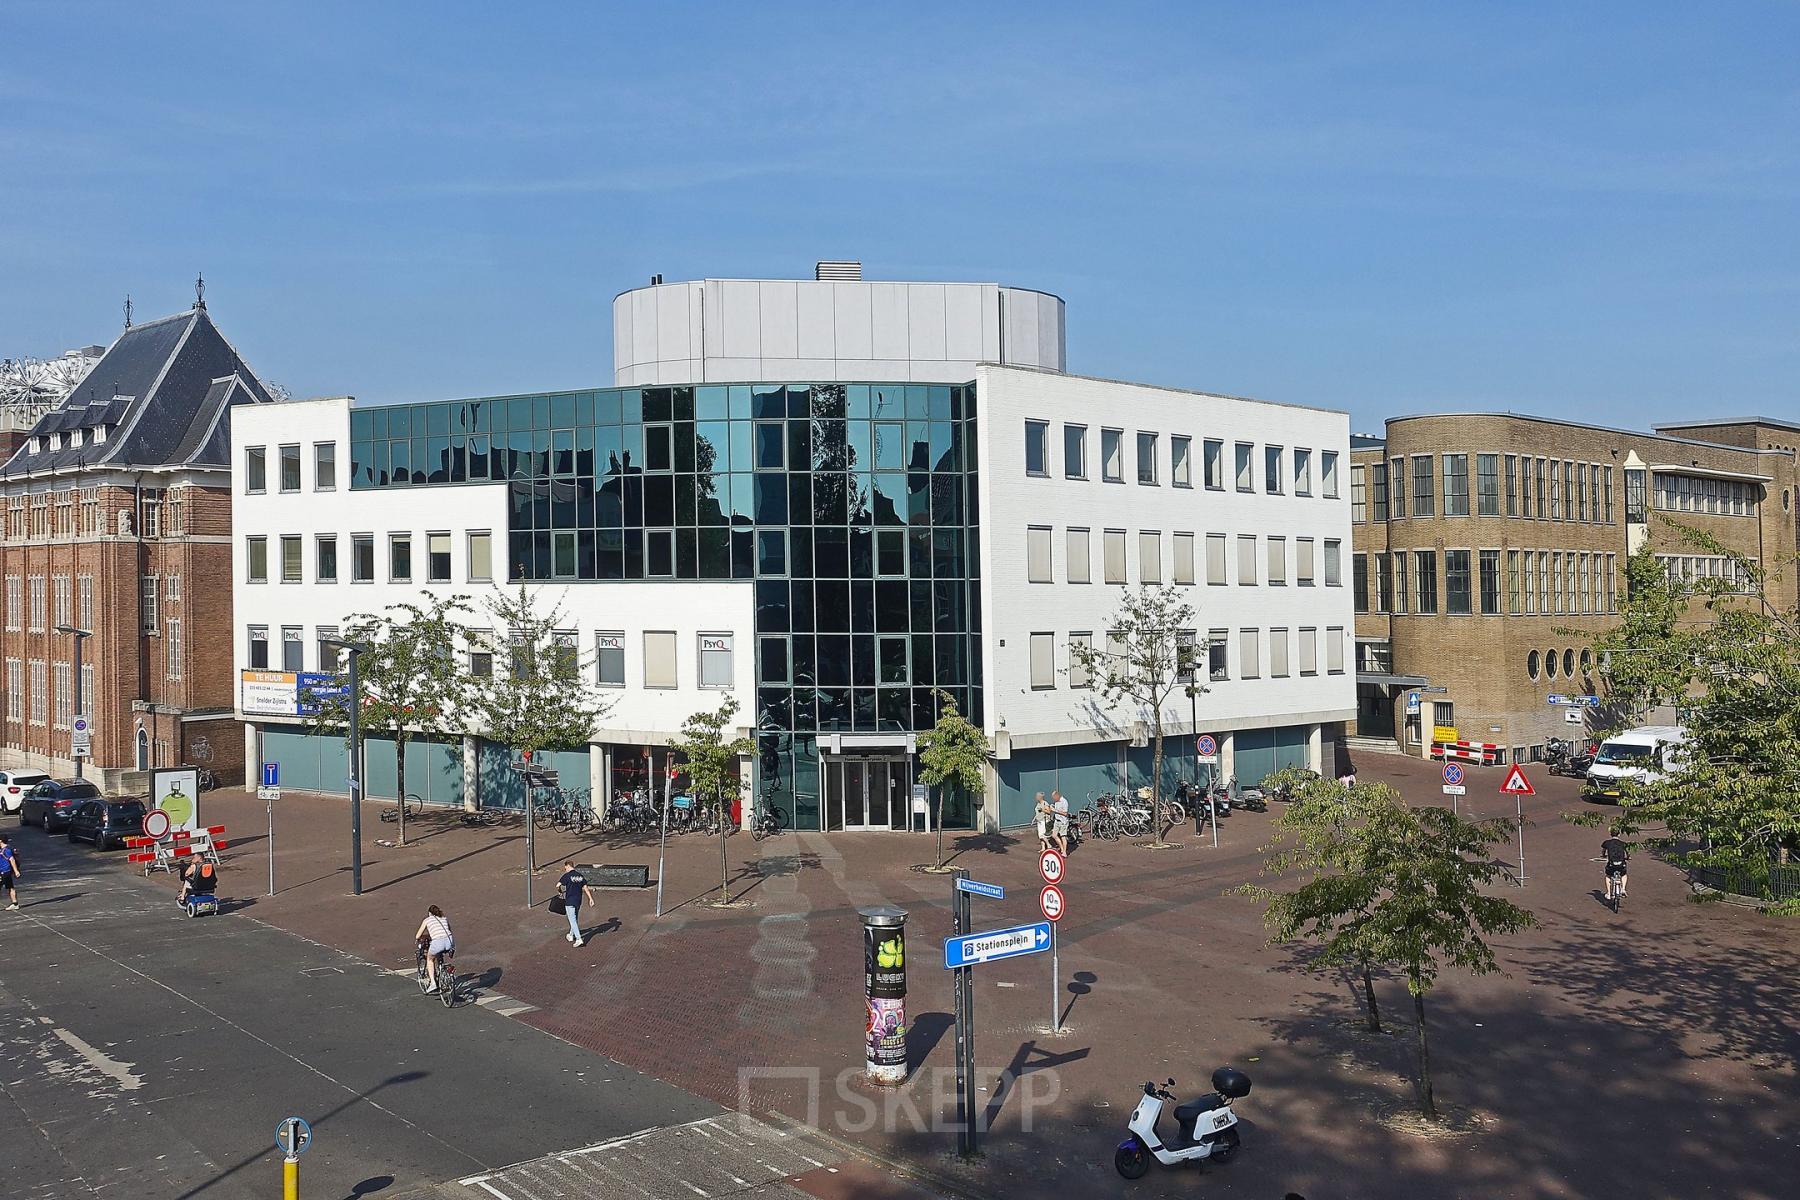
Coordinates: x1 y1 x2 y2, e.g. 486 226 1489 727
1115 1067 1252 1179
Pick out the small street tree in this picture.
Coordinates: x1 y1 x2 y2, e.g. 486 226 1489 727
469 587 610 862
1239 775 1537 1119
1068 586 1197 846
672 696 753 904
916 689 988 871
305 594 475 847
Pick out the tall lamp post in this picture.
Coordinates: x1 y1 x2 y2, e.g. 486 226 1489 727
320 639 366 896
55 625 92 779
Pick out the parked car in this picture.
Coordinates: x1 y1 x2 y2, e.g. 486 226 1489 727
0 769 49 814
20 779 103 832
66 798 149 850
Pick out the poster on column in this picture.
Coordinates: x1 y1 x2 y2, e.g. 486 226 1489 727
150 767 200 835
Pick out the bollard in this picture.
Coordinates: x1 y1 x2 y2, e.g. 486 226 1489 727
860 905 909 1085
283 1153 297 1200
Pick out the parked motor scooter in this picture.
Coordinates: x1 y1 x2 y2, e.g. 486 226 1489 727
1116 1067 1253 1179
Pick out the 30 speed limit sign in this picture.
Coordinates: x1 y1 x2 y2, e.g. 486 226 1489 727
1039 848 1065 885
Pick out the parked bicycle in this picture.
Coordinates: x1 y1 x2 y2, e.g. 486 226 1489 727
380 793 425 823
751 804 790 841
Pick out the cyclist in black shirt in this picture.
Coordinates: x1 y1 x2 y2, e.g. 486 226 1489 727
1601 836 1630 908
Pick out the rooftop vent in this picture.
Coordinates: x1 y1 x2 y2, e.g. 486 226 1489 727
816 260 862 281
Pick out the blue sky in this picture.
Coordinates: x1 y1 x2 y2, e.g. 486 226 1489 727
3 2 1795 432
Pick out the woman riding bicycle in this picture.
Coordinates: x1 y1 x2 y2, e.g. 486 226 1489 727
414 904 454 992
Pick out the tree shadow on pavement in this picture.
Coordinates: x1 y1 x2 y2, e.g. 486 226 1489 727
365 834 519 894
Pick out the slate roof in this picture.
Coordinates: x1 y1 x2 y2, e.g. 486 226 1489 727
0 306 272 479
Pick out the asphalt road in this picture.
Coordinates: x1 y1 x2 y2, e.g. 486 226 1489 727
0 824 743 1199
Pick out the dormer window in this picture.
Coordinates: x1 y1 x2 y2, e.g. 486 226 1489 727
50 433 64 451
93 425 108 444
27 437 41 454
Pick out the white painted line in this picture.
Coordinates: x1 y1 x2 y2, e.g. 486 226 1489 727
679 1183 708 1197
466 1180 515 1200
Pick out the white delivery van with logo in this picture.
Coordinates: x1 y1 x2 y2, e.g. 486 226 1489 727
1584 725 1687 803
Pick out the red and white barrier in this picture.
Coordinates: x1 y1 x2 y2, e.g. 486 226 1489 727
1430 740 1502 766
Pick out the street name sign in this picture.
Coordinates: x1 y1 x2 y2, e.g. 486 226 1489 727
944 921 1053 969
955 877 1005 900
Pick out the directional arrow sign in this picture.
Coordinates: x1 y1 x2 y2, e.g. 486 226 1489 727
944 921 1053 969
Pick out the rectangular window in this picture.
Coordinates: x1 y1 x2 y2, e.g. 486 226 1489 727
1549 460 1562 519
1510 549 1525 613
1269 628 1290 677
1552 551 1564 613
1101 428 1124 482
644 631 677 688
1480 549 1501 614
317 625 341 673
1024 420 1049 477
1103 529 1127 584
1444 454 1469 516
1534 551 1546 614
755 421 785 469
1535 458 1547 519
1299 627 1318 675
698 633 733 688
167 617 182 678
1606 553 1617 612
645 529 674 577
1294 448 1312 496
758 635 789 685
314 442 337 491
1351 463 1367 522
1267 536 1287 585
1296 537 1316 585
1172 532 1195 585
316 535 338 582
1136 431 1159 485
389 534 412 582
1264 446 1284 494
547 630 577 680
1208 630 1229 681
1414 550 1437 613
282 626 303 672
1068 632 1092 688
1323 539 1342 586
4 659 18 723
1603 466 1614 523
1171 435 1192 487
1504 454 1518 516
1206 533 1227 585
31 576 47 631
1065 528 1091 584
1030 632 1055 689
280 535 302 583
1139 531 1162 583
1476 453 1499 516
427 532 452 582
29 660 45 725
352 534 375 582
877 530 905 577
78 575 92 628
1063 424 1086 478
1322 450 1339 498
246 536 268 584
467 531 493 582
1371 463 1389 521
1327 627 1345 673
248 626 269 670
1026 526 1053 583
1237 534 1257 584
1204 439 1224 489
1563 460 1575 520
1376 553 1393 613
1175 629 1197 683
463 630 492 679
1412 455 1434 517
245 446 266 493
1567 551 1578 613
1239 628 1260 678
1235 442 1254 492
1353 553 1370 612
1445 550 1471 614
1104 632 1127 687
4 576 18 631
1579 552 1592 614
53 662 70 728
279 444 301 492
594 633 626 686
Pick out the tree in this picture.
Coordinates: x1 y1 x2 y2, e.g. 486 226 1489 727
1239 775 1537 1118
1581 524 1800 889
916 689 988 871
468 587 610 859
305 594 475 847
672 697 753 904
1068 586 1198 846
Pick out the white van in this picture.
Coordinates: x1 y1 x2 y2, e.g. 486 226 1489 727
1584 725 1687 802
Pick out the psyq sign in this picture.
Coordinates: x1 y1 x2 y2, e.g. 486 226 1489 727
700 634 733 653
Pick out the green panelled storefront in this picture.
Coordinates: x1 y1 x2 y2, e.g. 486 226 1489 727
256 727 588 809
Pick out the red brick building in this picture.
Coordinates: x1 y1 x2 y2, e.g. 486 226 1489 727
0 303 271 792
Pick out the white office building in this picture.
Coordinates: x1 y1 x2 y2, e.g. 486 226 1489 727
233 265 1353 829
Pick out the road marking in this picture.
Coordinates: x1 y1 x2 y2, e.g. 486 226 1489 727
50 1027 143 1091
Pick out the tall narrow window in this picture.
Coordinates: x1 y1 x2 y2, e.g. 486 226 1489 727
1327 627 1346 673
1172 532 1195 585
1170 435 1192 487
1389 458 1406 516
1506 549 1521 614
1376 553 1393 613
644 631 677 688
1237 535 1257 584
248 626 269 670
1549 460 1563 519
1353 553 1369 612
1063 424 1086 478
1206 533 1227 585
1103 530 1127 584
1029 633 1055 689
1269 628 1290 677
1476 454 1499 516
1294 448 1312 496
1295 537 1315 586
1235 443 1254 492
1504 454 1518 516
1136 432 1159 485
1026 526 1053 583
1264 446 1284 494
389 534 413 581
279 444 301 492
317 535 338 583
698 633 734 688
1204 439 1224 489
1412 456 1434 516
1101 429 1124 482
245 446 266 493
352 534 375 582
280 535 302 583
1321 450 1339 498
1239 628 1260 678
282 626 304 672
467 531 493 581
1299 627 1318 675
1066 527 1091 584
1323 539 1341 586
1266 536 1286 585
595 633 626 687
166 618 182 679
246 537 268 584
1414 550 1437 613
1479 549 1500 614
1351 464 1367 522
1208 630 1229 681
1024 420 1049 477
1445 550 1471 614
1139 531 1162 583
427 532 452 582
1371 462 1389 521
1603 466 1614 524
314 442 337 491
1443 454 1469 516
1068 633 1092 688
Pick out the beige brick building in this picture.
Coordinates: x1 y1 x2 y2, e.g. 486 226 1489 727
0 303 271 792
1348 415 1799 762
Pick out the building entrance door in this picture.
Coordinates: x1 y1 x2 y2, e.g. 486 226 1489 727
823 757 911 831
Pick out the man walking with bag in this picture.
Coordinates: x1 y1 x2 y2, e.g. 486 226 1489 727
554 860 596 947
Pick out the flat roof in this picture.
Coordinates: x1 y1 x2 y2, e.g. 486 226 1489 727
1653 416 1800 436
1384 411 1795 458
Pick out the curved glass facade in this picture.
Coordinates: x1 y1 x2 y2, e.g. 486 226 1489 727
348 381 982 830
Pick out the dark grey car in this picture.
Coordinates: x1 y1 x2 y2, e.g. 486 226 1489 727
66 799 148 850
20 779 103 832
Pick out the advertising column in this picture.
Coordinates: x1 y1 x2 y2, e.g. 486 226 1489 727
860 905 908 1085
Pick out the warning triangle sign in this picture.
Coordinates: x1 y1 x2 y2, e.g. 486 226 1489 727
1499 764 1536 796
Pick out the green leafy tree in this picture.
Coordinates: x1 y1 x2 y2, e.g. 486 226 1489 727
1579 525 1800 885
1068 586 1198 846
469 587 610 863
916 689 988 871
1239 775 1537 1118
305 594 475 847
672 696 753 903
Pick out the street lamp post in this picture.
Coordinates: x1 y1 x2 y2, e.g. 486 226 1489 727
321 639 366 896
55 625 92 780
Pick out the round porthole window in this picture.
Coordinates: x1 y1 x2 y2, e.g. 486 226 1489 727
1527 650 1541 679
1580 648 1593 674
1564 648 1576 678
1545 648 1559 678
1784 488 1791 512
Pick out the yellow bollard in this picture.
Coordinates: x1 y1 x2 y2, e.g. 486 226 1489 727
283 1154 298 1200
